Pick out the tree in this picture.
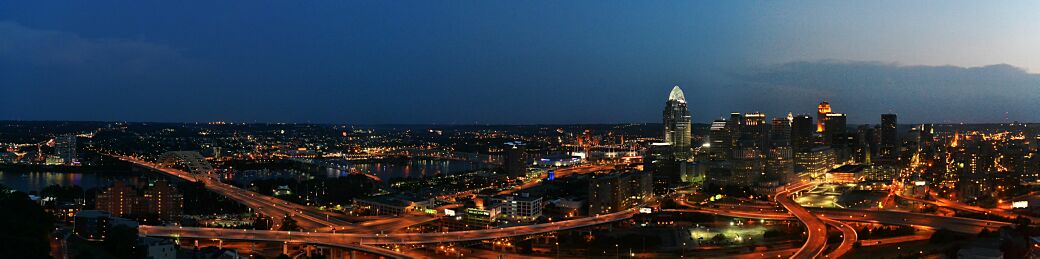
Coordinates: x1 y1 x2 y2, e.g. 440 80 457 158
711 233 727 243
0 185 53 259
252 215 274 230
103 225 143 259
279 215 301 231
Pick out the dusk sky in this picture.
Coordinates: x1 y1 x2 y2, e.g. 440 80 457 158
2 1 1038 124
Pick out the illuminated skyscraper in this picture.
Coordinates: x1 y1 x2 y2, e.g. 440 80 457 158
817 102 832 133
663 85 692 158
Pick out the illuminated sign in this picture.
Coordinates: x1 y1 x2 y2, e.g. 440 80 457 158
444 209 456 216
639 208 653 214
547 170 555 181
1013 201 1029 208
465 208 490 216
914 181 927 186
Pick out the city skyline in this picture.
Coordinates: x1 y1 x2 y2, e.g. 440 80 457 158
3 2 1040 124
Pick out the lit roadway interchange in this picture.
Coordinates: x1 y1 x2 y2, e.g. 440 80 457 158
892 183 1038 224
138 209 638 244
115 153 1019 257
669 204 1011 235
675 182 1014 258
774 181 828 259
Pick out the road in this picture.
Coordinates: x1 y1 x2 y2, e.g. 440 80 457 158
774 181 828 259
669 205 1009 235
821 217 856 258
894 183 1034 223
714 248 798 259
139 209 638 245
858 231 932 247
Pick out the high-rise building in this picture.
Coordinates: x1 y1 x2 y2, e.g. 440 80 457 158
817 102 832 133
96 181 183 222
503 141 527 178
824 113 847 147
825 113 849 161
728 112 743 154
880 114 899 163
663 85 692 158
587 171 653 215
767 146 796 183
852 125 878 164
795 146 837 179
740 112 769 151
708 120 731 160
770 117 791 148
55 134 77 165
731 147 764 186
791 115 815 151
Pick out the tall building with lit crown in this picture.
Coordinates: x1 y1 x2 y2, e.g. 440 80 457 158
817 102 832 133
663 85 692 158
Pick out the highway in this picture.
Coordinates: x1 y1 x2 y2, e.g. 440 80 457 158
821 218 856 258
110 154 356 230
669 205 1010 235
859 231 932 247
774 181 828 259
140 209 638 245
893 183 1035 223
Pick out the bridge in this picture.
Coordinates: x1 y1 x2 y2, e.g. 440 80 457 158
109 154 358 230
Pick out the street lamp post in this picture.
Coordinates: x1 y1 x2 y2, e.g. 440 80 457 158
682 242 686 257
556 242 560 258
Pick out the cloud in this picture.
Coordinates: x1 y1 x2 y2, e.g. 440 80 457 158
725 61 1040 123
0 21 184 72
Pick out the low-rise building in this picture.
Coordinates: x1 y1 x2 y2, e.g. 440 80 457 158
588 170 653 215
498 192 542 222
353 196 414 216
138 237 176 259
796 147 837 179
73 210 138 241
827 164 866 184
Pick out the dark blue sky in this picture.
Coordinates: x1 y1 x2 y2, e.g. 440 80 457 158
2 1 1038 124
